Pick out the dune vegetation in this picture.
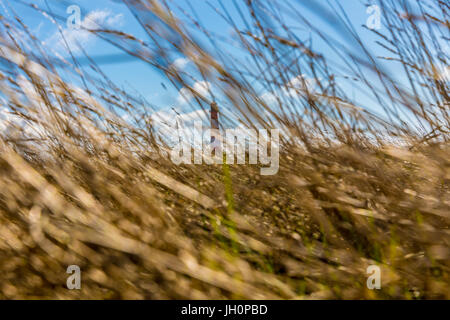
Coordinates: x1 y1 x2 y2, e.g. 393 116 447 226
0 0 448 299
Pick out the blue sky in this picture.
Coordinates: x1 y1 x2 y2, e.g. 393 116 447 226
0 1 378 100
1 0 447 132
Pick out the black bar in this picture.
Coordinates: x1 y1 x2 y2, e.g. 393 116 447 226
0 300 445 318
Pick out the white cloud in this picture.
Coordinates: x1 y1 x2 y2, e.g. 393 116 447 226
284 74 318 96
440 65 449 82
0 106 16 133
45 9 124 54
177 109 210 123
151 109 177 127
171 57 190 70
151 108 209 128
258 74 319 106
177 81 212 104
260 92 278 105
150 108 212 147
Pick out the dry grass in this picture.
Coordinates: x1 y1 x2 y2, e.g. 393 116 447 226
0 0 448 299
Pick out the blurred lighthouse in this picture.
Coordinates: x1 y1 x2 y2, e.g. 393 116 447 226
210 102 219 131
210 101 220 154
